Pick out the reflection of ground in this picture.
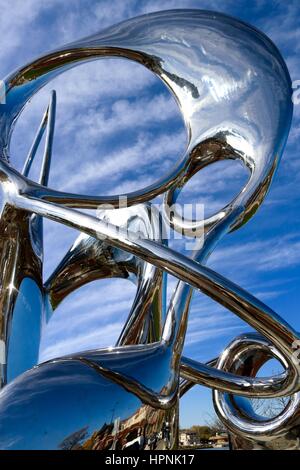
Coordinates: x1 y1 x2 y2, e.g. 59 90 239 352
201 446 229 451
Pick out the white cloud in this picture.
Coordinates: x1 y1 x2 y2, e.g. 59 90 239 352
40 320 125 361
184 324 247 347
60 93 180 138
48 129 186 193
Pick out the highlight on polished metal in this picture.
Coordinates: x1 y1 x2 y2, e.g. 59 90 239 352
0 9 297 450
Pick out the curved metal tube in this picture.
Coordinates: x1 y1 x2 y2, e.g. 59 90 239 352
45 204 166 346
8 184 299 397
0 9 297 450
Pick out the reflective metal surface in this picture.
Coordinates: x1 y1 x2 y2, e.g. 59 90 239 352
45 204 166 346
213 333 300 450
0 9 297 450
0 91 56 387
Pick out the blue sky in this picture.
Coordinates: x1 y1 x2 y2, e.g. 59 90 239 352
1 0 300 428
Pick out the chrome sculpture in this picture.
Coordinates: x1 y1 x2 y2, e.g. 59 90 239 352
0 9 298 450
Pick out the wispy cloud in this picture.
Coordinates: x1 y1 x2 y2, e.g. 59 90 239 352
60 94 180 139
210 234 300 273
50 130 186 193
40 320 125 361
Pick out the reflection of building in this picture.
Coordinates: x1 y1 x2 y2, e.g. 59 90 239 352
179 431 200 447
209 433 229 448
79 403 177 450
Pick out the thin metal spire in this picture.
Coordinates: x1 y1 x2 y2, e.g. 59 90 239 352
22 90 56 184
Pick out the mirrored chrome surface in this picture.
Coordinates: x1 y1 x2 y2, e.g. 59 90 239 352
0 9 297 450
45 203 166 346
213 333 300 450
0 91 56 387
